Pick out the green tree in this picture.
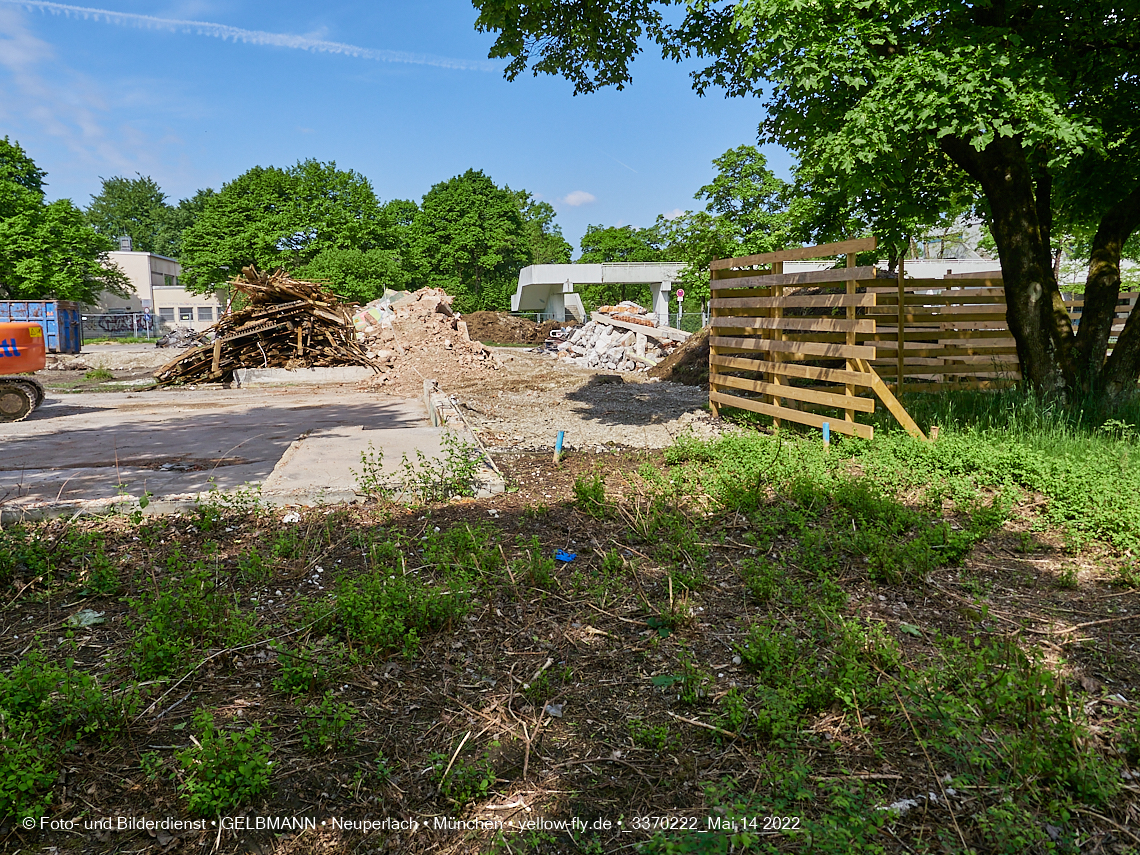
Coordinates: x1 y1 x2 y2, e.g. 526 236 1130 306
180 160 388 294
0 139 128 302
0 136 46 194
578 224 661 263
86 175 171 255
471 0 1140 399
295 248 407 303
515 191 572 264
154 189 216 259
408 169 530 312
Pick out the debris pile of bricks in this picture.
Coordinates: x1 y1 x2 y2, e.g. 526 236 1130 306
554 302 689 372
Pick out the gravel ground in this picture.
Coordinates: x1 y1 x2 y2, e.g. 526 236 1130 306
436 347 721 452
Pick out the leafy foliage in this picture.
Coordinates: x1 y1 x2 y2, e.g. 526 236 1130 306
0 138 129 302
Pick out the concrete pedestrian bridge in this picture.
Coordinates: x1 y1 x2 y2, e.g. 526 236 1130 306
513 262 688 321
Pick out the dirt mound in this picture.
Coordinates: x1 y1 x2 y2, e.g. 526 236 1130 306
462 312 540 344
648 326 709 387
460 311 576 344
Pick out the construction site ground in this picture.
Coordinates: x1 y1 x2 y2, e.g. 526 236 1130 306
5 344 716 517
390 347 718 453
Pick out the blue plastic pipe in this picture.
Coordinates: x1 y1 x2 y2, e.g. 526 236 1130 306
554 430 565 463
823 422 830 449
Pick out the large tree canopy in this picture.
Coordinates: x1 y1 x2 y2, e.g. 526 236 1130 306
180 160 394 296
472 0 1140 398
408 169 531 312
0 138 128 303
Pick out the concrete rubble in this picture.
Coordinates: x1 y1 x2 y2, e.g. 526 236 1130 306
354 288 504 388
552 301 688 372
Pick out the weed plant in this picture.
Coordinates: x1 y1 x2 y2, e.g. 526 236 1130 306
0 648 133 820
128 566 257 678
175 709 272 816
299 692 359 754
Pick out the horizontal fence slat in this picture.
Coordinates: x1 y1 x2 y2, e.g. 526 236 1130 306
712 316 876 333
711 237 878 270
710 354 876 386
872 344 1019 358
711 335 877 361
710 267 771 280
710 293 878 310
710 266 880 290
863 329 1015 343
944 271 1003 280
871 294 1008 306
711 374 876 412
710 391 875 439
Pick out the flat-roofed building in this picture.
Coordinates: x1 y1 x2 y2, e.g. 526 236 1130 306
93 246 227 333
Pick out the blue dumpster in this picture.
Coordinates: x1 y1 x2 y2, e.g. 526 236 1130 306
0 300 83 353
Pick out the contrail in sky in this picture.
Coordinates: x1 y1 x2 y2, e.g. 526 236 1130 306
1 0 499 71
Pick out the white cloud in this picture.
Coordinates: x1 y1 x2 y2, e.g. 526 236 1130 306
4 0 500 71
560 190 596 207
661 208 684 220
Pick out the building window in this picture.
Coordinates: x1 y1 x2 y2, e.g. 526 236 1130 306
179 307 193 322
159 307 175 321
197 306 214 321
164 274 174 287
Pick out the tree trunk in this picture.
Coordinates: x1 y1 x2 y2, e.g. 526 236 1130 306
940 135 1075 394
1078 187 1140 398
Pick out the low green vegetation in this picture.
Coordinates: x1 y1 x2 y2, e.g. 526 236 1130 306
1 389 1136 852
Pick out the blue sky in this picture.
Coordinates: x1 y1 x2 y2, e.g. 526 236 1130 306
0 0 790 253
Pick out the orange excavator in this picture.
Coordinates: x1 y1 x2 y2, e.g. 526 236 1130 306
0 322 47 422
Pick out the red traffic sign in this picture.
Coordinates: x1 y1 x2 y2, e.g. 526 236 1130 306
676 288 685 300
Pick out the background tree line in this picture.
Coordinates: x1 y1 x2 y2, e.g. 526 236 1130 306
4 133 801 315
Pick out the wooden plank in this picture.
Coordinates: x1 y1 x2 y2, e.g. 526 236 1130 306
710 266 879 290
710 267 771 279
854 359 926 440
712 316 875 333
944 270 1003 280
871 294 1008 305
710 293 877 310
864 329 1015 343
711 237 878 270
711 355 876 386
709 391 875 439
590 312 689 342
874 344 1019 358
712 373 876 412
710 335 876 361
873 363 1022 378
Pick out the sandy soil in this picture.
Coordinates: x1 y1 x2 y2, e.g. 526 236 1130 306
415 348 721 452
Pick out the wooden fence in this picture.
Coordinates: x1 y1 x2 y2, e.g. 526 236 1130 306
707 237 1137 441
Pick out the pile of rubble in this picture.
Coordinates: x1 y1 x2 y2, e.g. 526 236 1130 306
552 302 689 372
154 268 377 386
355 288 503 393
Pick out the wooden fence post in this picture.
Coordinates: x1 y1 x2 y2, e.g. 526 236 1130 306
896 254 906 395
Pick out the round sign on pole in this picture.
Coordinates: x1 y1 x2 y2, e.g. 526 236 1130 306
676 288 685 300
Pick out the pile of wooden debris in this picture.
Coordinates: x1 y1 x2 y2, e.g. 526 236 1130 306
153 268 380 386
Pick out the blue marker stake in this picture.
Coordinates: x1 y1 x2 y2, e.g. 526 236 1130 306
822 422 830 452
554 430 565 464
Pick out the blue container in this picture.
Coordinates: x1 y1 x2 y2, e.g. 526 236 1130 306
0 300 83 353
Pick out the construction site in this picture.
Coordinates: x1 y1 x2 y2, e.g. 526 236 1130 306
1 264 715 518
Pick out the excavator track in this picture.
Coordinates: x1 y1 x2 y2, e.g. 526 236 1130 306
0 379 37 422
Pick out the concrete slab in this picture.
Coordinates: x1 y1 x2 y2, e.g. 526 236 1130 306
0 386 449 518
235 366 375 387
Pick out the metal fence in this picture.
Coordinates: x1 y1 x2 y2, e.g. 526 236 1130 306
81 313 169 340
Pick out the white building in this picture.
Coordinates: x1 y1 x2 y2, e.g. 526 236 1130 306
93 244 227 333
